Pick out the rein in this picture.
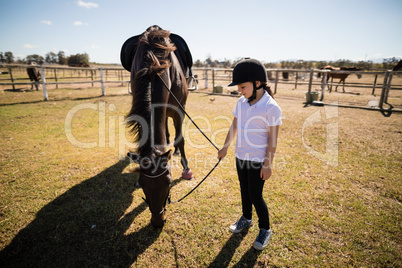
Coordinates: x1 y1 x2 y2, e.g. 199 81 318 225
157 73 221 204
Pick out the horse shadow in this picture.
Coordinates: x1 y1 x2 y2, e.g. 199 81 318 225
0 159 169 267
208 229 262 267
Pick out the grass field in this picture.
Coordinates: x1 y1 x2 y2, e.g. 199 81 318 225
0 84 401 267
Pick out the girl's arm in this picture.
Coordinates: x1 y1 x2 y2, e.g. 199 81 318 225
261 125 280 180
217 117 237 160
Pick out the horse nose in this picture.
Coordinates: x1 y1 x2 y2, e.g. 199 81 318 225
151 213 167 228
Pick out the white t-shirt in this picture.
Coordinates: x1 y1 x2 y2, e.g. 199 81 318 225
232 91 282 162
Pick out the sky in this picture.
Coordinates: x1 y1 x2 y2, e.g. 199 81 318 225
0 0 401 64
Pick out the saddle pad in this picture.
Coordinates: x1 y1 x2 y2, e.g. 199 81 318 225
120 32 193 78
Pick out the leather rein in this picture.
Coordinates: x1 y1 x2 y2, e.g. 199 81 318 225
156 72 221 205
140 71 221 216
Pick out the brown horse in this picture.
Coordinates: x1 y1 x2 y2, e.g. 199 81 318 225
26 63 41 90
393 60 402 71
321 65 361 92
121 26 193 228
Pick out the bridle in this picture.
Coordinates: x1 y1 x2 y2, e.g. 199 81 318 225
142 194 171 217
141 169 171 216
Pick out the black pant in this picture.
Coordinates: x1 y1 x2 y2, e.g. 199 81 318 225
236 158 270 230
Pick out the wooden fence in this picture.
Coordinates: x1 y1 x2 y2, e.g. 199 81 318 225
1 65 401 110
193 68 402 110
0 65 130 100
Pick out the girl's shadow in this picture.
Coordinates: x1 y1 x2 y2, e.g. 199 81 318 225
0 159 166 267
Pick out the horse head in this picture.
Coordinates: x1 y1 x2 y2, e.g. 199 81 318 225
128 149 172 228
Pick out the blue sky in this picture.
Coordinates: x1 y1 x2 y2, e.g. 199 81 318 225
1 0 401 64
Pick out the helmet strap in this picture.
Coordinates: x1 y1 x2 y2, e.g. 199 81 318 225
248 81 263 103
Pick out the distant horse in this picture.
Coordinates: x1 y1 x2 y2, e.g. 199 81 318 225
392 60 402 71
321 65 362 93
26 63 41 90
120 25 194 228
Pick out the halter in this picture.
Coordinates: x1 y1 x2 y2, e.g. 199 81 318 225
142 194 170 216
140 167 171 216
141 168 169 179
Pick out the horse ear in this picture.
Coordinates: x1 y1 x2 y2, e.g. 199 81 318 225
161 149 172 161
127 152 140 164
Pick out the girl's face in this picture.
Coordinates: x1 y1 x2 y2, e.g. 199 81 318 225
237 82 254 98
237 81 260 98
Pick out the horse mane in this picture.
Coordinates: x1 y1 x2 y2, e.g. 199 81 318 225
126 26 176 157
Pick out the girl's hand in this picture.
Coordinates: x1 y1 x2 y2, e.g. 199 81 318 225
217 147 228 160
260 165 272 180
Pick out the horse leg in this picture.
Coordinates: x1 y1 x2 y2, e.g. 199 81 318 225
335 79 340 92
342 79 346 93
165 119 170 145
172 114 193 179
329 77 333 93
167 116 180 156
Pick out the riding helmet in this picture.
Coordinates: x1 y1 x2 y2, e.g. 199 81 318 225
228 58 268 86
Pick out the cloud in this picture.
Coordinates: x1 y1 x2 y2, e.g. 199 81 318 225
73 21 89 26
23 44 37 49
77 0 98 9
40 20 52 25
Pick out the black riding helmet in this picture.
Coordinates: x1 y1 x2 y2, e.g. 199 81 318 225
228 58 268 102
228 58 268 86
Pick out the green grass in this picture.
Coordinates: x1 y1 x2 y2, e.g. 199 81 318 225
0 85 401 267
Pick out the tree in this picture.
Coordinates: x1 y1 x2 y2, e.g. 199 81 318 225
67 53 90 67
26 54 44 64
45 52 57 64
194 59 203 67
4 51 14 63
58 51 67 65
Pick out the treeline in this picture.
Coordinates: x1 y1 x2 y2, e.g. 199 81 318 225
0 51 90 67
194 57 401 70
1 50 400 70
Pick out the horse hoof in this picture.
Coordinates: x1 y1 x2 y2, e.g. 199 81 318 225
181 169 194 180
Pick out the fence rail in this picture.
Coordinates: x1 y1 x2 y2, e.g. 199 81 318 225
1 65 401 110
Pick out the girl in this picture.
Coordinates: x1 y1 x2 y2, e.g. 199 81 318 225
217 58 282 250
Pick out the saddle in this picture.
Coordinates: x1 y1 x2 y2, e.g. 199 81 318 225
120 32 193 79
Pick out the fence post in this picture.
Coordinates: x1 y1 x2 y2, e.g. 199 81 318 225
379 71 389 109
385 72 393 103
295 71 298 89
320 71 327 102
204 69 208 89
306 69 314 104
8 68 15 90
372 74 378 95
274 69 278 94
212 69 215 90
91 70 94 87
40 67 48 101
100 68 105 96
54 68 58 89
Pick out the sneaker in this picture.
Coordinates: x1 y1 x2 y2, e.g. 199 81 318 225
229 216 252 233
253 228 272 250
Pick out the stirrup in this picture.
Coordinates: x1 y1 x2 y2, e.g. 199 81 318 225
188 75 198 91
